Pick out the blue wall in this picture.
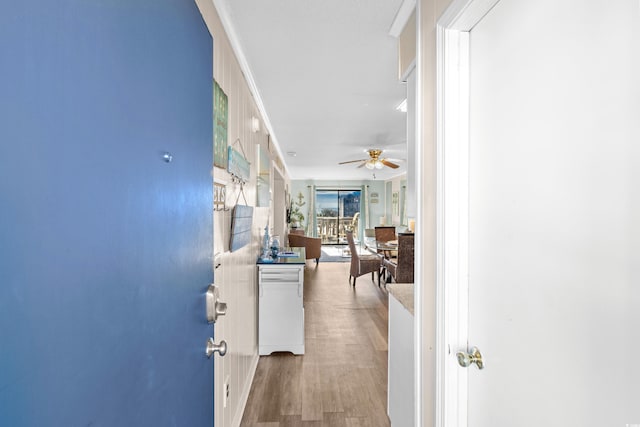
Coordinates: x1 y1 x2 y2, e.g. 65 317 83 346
0 1 214 425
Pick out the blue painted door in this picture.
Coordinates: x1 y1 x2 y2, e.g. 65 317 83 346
0 1 215 425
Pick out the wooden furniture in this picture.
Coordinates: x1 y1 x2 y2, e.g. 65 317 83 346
346 230 382 286
288 233 321 263
374 226 397 258
257 248 306 355
382 233 414 284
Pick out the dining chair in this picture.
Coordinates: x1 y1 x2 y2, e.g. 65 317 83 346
374 226 397 258
382 233 414 284
346 230 382 286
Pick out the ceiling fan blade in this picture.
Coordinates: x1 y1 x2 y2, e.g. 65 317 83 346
357 161 367 168
338 158 368 165
381 159 399 169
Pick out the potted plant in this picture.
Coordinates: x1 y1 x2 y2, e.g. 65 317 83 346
287 192 306 229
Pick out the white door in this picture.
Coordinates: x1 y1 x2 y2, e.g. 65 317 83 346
439 0 640 425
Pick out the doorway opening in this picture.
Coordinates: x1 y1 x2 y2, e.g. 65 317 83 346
315 189 361 245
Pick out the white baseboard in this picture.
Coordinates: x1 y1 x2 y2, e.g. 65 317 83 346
231 354 259 427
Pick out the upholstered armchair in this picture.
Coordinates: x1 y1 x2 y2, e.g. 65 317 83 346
288 232 322 263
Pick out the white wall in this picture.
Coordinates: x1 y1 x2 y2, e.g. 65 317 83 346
272 167 286 238
195 2 289 426
384 174 407 226
467 0 640 424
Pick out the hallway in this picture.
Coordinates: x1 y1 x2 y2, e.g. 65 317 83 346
240 262 390 426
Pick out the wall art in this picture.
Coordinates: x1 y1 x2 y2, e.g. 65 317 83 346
213 79 228 169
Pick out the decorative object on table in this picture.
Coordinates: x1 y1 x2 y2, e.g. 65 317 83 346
257 145 271 207
277 251 298 258
260 222 271 261
229 204 253 252
214 181 228 211
227 138 250 183
288 191 306 228
270 235 280 258
213 79 228 169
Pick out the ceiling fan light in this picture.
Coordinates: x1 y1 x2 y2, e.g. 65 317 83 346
375 161 384 169
365 161 375 170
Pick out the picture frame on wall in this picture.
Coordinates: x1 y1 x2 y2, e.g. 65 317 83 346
213 79 228 169
392 191 399 216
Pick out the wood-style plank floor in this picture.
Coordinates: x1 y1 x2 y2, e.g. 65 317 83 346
240 261 390 427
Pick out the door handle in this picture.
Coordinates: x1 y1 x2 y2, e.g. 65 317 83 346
456 347 484 369
206 338 227 358
206 284 227 323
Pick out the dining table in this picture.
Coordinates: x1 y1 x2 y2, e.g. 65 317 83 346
376 239 398 259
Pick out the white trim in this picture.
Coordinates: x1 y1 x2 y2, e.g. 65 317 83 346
435 1 500 426
413 0 423 425
399 58 416 83
212 0 289 178
231 354 259 427
439 0 501 31
389 0 417 37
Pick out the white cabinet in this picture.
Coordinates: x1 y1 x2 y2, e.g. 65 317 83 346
257 263 305 355
388 289 414 426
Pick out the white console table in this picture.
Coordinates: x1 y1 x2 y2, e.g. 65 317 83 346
257 248 305 355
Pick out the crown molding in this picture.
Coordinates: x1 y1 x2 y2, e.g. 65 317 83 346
211 0 289 177
389 0 416 37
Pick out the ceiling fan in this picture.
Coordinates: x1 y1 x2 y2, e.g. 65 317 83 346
338 149 400 170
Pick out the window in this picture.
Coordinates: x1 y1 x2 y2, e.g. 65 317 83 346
315 190 361 244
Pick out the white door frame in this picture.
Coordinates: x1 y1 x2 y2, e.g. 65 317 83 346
434 0 501 425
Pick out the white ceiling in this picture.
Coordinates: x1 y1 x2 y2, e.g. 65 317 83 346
215 0 407 181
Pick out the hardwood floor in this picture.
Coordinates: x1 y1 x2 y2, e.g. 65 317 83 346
240 262 390 427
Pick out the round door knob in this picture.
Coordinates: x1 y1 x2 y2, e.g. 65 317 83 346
456 346 484 369
206 338 227 358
